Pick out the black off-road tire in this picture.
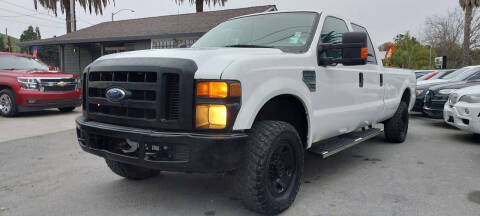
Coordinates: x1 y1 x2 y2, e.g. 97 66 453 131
384 101 409 143
0 89 18 117
237 121 304 215
106 159 159 180
58 107 76 112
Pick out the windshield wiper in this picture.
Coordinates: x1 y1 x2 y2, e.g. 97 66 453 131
225 44 276 49
0 68 17 70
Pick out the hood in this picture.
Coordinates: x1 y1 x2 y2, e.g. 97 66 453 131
96 47 284 79
417 79 448 86
417 79 451 90
429 81 478 92
0 69 77 78
453 84 480 96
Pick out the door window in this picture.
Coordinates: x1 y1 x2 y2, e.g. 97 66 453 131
320 16 349 58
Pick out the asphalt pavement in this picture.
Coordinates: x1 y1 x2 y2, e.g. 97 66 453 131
0 113 479 216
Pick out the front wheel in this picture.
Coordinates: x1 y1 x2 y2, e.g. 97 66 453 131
0 89 18 117
237 121 304 215
384 101 409 143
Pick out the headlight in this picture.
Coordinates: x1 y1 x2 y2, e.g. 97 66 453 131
197 81 241 98
196 104 227 129
195 80 241 129
17 77 39 90
459 94 480 103
449 93 459 104
75 78 82 89
438 89 456 95
416 90 424 96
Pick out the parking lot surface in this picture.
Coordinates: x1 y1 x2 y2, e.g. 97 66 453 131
0 114 479 216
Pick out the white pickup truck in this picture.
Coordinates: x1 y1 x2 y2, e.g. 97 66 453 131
76 11 416 215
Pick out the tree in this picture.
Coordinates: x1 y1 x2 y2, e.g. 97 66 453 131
175 0 227 12
20 26 42 54
459 0 480 66
33 0 114 33
423 8 480 68
384 33 436 69
0 36 5 51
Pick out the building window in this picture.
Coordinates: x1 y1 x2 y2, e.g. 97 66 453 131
151 38 197 49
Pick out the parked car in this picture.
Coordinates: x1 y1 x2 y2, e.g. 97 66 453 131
417 70 440 81
415 70 435 79
424 80 480 118
444 85 480 134
76 11 416 215
0 52 82 117
413 66 480 112
426 69 456 80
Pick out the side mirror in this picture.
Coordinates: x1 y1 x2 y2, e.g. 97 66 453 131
318 32 368 66
48 65 55 71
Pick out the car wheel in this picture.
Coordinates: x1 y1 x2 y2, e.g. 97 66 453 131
105 159 160 180
237 120 304 215
58 107 76 112
384 101 409 143
0 89 18 117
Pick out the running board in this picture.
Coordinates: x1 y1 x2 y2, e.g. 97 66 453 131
309 128 383 158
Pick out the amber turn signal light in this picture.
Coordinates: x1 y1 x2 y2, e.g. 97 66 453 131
196 104 227 129
197 82 228 98
361 47 368 59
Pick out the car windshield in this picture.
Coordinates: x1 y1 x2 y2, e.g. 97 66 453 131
441 67 478 81
0 55 49 71
192 12 319 53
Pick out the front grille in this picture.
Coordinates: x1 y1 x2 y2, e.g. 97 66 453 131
165 74 180 120
88 103 156 119
38 78 77 92
425 91 447 109
89 71 157 83
43 85 76 92
86 70 187 130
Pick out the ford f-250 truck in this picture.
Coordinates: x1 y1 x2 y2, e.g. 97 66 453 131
76 11 416 215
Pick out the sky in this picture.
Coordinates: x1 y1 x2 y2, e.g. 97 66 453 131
0 0 459 46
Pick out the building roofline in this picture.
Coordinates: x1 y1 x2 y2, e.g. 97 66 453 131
19 32 205 46
18 5 277 47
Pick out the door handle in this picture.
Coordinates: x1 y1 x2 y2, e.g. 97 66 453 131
380 74 384 87
359 72 364 88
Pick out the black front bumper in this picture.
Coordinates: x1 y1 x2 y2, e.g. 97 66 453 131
76 117 247 173
423 106 444 118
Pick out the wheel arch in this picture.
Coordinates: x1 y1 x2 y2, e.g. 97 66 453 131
249 94 310 149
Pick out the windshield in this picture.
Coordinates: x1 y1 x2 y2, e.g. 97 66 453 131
441 67 478 81
192 12 319 53
0 55 49 71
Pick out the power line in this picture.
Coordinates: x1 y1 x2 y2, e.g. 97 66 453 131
0 0 96 26
1 8 66 25
0 17 65 30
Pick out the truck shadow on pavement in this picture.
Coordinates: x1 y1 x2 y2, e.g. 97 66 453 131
84 137 390 215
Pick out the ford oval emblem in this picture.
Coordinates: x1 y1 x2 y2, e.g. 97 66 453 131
106 88 126 102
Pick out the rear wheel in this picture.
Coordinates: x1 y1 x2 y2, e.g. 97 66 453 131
58 107 76 112
105 159 159 180
0 89 17 117
384 101 409 143
237 121 304 215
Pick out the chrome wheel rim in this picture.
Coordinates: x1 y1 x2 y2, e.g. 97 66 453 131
0 94 12 114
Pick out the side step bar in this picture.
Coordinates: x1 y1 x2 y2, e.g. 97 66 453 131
309 128 383 158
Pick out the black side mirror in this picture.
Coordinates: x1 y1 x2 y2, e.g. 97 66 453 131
318 32 368 66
